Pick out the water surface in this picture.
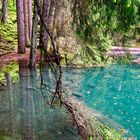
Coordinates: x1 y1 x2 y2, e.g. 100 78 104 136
0 61 81 140
0 61 140 139
63 64 140 139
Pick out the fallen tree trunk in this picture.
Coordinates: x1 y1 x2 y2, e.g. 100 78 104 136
60 88 124 140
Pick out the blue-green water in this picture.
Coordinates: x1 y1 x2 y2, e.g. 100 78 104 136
0 61 140 139
0 61 81 140
63 64 140 139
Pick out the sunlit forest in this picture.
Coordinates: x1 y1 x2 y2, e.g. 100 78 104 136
0 0 140 140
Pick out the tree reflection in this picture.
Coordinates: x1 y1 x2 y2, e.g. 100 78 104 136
19 60 35 140
5 72 16 140
18 60 52 140
0 60 81 140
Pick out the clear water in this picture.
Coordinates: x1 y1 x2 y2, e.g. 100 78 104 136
0 61 81 140
63 64 140 139
0 61 140 139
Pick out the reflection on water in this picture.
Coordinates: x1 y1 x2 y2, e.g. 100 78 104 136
1 61 140 140
0 60 81 140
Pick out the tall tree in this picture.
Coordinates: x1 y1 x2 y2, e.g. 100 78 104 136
23 0 30 47
16 0 26 53
23 0 32 47
16 0 32 53
28 0 32 40
1 0 8 23
29 4 38 68
39 0 50 55
45 0 55 52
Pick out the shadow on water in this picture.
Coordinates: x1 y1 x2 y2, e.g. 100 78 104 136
0 60 81 140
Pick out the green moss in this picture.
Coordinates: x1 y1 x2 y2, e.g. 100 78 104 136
0 0 17 49
89 117 124 140
0 136 12 140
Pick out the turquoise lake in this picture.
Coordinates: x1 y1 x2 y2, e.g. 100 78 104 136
0 61 140 139
63 64 140 139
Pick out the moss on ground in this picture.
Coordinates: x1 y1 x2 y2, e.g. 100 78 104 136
0 0 17 55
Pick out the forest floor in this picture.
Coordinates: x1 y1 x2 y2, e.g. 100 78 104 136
0 46 140 70
0 48 41 69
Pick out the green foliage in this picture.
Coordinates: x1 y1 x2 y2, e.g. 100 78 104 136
89 117 124 140
72 0 140 65
0 0 17 45
114 53 132 65
80 33 112 66
0 136 12 140
0 0 17 55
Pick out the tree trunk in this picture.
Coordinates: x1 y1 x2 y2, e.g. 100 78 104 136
1 0 8 23
23 0 30 47
28 0 32 40
45 0 55 48
39 0 50 53
29 4 38 68
16 0 26 53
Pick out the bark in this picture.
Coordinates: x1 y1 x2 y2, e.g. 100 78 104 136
23 0 30 46
45 0 55 48
29 4 38 68
39 0 50 53
28 0 32 39
22 0 32 47
16 0 26 53
1 0 8 23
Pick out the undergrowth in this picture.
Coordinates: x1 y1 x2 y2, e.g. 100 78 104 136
0 0 17 51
